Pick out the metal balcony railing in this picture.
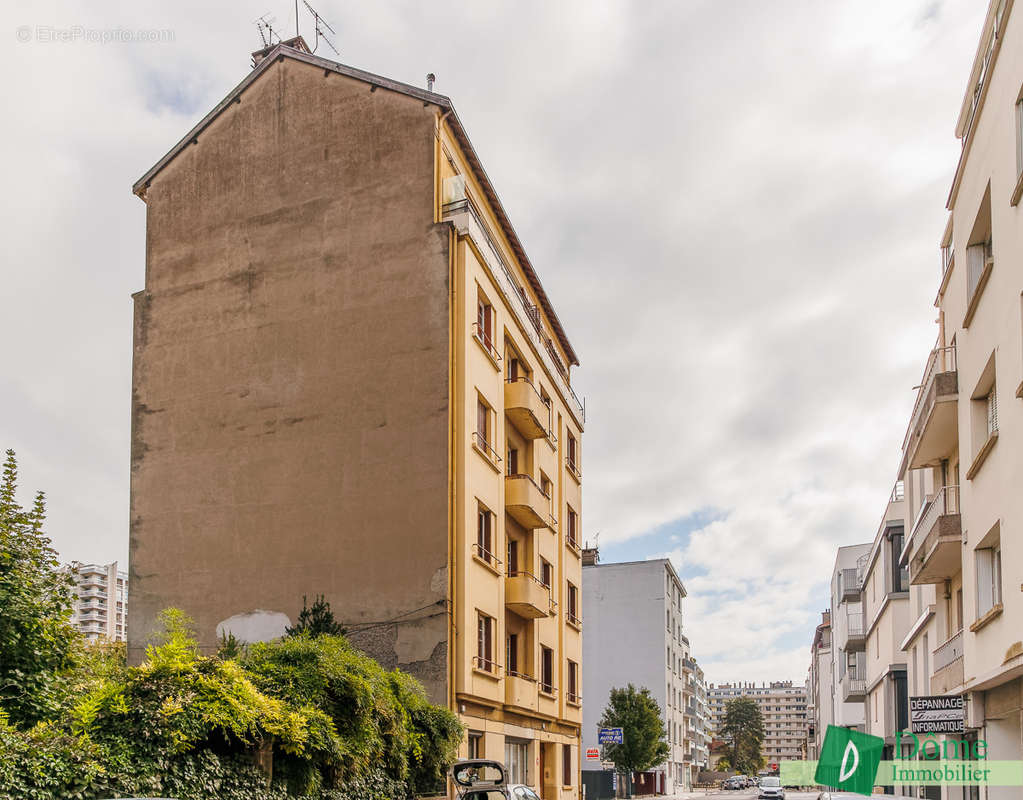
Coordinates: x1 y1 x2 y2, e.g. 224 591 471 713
472 322 501 363
442 193 585 423
913 485 960 541
904 345 957 451
934 629 964 672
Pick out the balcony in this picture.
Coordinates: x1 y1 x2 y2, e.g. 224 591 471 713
840 567 863 601
505 671 538 711
504 378 551 440
441 186 585 426
505 474 554 530
931 630 965 694
903 346 958 471
505 572 552 619
841 673 866 702
907 486 962 586
842 609 865 649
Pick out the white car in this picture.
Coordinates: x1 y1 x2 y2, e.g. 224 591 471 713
758 776 784 799
451 759 545 800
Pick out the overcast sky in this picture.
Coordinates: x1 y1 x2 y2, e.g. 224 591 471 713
2 0 986 684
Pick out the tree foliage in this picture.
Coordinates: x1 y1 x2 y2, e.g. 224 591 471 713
0 449 77 727
286 595 345 638
0 450 463 800
598 684 670 774
720 697 765 775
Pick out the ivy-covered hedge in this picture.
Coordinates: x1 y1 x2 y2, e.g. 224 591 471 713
0 449 463 800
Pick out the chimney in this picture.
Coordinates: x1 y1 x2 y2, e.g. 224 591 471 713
426 73 436 92
251 35 311 68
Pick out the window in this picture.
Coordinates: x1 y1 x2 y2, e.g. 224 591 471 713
563 743 572 787
476 395 491 449
540 559 552 589
506 446 518 476
507 633 519 674
468 731 483 759
986 387 998 437
540 472 552 498
507 538 519 574
505 739 529 785
476 613 494 672
567 583 579 624
567 433 579 473
889 527 907 593
1016 97 1023 177
540 389 553 433
567 507 578 548
568 661 579 703
976 540 1003 618
541 647 554 694
476 292 494 348
476 504 494 563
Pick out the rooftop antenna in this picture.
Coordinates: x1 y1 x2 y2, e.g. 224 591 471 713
254 13 282 48
302 1 339 55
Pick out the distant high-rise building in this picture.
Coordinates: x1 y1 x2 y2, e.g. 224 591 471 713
707 681 808 767
69 561 127 643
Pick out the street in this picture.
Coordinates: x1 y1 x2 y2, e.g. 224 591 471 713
661 793 820 800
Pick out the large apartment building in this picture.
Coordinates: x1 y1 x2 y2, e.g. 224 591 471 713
581 555 690 795
708 681 809 767
813 4 1023 798
898 1 1023 796
69 561 128 643
689 659 712 781
128 37 584 798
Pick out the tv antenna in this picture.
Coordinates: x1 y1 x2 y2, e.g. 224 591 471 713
254 13 282 48
302 1 339 55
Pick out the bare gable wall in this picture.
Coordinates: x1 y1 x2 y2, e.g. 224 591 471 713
129 57 450 701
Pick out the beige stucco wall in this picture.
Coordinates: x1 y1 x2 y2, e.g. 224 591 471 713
129 58 452 701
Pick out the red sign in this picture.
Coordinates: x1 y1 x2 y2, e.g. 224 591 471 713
586 748 601 760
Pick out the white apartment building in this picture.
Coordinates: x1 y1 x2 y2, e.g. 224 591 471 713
70 561 128 643
708 681 809 767
581 553 690 794
897 4 1023 798
690 659 712 781
830 543 873 736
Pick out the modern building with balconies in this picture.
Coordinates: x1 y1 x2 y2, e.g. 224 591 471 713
69 561 127 643
127 36 585 799
581 554 690 795
897 3 1023 792
829 543 871 730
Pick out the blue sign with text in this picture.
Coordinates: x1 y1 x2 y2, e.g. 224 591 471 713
598 727 624 744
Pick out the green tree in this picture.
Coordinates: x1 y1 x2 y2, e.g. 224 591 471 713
286 594 345 637
598 684 669 775
720 697 765 775
0 449 77 727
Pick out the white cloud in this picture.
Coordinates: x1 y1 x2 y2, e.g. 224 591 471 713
0 0 988 682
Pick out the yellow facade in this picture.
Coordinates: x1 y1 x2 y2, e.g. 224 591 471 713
436 116 584 799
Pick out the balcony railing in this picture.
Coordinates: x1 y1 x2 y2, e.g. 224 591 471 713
472 542 503 571
472 655 501 676
442 191 585 423
505 473 555 530
471 431 502 468
841 672 866 702
506 571 553 619
934 629 964 672
472 322 501 364
907 485 962 585
903 345 958 467
567 611 582 628
504 377 552 440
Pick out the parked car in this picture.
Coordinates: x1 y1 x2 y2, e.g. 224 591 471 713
723 775 746 790
758 776 785 799
451 759 544 800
